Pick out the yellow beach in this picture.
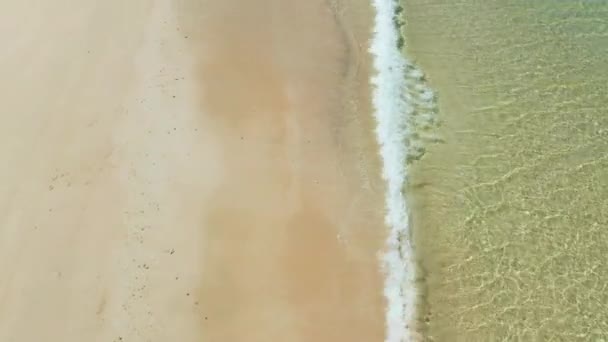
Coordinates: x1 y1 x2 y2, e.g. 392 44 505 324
0 1 389 341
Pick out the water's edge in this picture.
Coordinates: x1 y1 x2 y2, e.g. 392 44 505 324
369 0 438 340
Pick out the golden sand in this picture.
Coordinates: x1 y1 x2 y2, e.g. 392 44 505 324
0 0 388 341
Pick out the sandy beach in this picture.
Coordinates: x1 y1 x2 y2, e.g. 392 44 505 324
0 1 388 341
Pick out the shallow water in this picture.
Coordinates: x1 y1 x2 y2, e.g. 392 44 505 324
402 1 608 340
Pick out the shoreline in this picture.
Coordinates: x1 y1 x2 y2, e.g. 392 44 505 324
369 0 441 340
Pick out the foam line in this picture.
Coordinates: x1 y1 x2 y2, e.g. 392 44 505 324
369 0 437 340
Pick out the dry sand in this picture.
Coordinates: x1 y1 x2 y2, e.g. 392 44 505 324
0 0 387 341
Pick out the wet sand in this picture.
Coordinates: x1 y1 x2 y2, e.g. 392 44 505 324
182 0 387 340
0 0 388 341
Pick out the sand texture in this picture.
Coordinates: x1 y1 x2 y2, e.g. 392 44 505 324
0 1 387 341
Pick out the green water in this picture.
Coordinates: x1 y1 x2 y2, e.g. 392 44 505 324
402 1 608 340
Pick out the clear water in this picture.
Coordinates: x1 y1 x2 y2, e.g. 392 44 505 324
402 1 608 340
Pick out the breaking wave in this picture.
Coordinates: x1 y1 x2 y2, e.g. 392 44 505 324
369 0 439 341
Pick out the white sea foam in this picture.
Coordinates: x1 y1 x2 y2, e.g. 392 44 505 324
369 0 438 341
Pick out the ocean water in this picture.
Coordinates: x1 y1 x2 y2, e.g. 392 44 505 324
401 0 608 340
